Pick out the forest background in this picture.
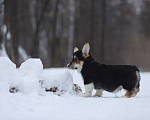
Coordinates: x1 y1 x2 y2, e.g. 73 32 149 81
0 0 150 71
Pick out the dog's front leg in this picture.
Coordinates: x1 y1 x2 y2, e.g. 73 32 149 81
92 89 103 97
83 83 94 97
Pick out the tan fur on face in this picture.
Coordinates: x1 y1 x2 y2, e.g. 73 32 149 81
80 61 84 66
70 60 84 72
71 62 76 66
70 60 84 67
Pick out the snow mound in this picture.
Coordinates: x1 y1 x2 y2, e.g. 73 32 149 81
0 57 44 94
0 57 77 95
42 70 74 95
0 57 22 92
18 59 43 94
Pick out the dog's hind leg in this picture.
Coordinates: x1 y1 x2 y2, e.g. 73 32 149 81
131 87 140 97
124 90 133 98
83 83 94 97
124 87 140 98
131 71 140 97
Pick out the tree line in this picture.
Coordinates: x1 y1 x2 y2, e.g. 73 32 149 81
0 0 150 71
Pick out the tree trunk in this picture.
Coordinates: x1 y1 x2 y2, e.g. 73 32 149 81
31 0 47 58
50 0 60 66
5 0 20 66
0 0 4 50
68 0 75 60
101 0 106 63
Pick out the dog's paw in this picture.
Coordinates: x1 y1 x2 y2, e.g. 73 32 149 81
82 93 92 97
121 95 128 98
92 95 101 97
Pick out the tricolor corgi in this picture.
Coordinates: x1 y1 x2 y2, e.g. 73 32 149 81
68 43 140 98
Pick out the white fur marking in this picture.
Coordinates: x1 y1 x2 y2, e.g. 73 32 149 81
74 64 82 72
74 61 84 73
83 83 94 97
93 89 103 97
113 86 123 93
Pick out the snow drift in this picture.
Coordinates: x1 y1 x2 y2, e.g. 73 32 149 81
18 59 43 94
0 57 76 95
1 57 150 120
42 70 75 95
0 57 22 92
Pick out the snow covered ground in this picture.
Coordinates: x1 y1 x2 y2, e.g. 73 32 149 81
0 57 150 120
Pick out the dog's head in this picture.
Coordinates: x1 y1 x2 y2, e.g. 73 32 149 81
67 43 94 72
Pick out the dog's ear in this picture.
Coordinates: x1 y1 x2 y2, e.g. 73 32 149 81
82 43 90 58
74 47 79 53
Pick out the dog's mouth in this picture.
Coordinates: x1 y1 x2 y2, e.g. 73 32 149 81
67 63 78 69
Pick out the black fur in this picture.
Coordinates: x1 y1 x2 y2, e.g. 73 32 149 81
73 50 140 93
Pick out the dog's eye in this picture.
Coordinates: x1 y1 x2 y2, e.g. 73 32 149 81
74 58 78 62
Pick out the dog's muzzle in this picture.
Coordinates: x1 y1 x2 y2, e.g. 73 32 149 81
67 63 71 68
67 63 77 69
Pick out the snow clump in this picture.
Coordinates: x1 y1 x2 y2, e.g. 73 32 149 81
18 58 43 94
0 57 22 92
0 57 76 95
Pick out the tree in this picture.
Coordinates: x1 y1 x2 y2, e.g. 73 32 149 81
104 0 135 64
140 0 150 38
5 0 20 66
68 0 75 60
0 0 4 50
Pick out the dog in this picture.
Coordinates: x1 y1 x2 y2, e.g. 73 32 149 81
67 43 140 98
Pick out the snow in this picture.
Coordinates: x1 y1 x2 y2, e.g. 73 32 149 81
0 57 150 120
0 57 21 92
42 69 74 95
18 59 43 94
0 44 8 57
6 32 11 40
